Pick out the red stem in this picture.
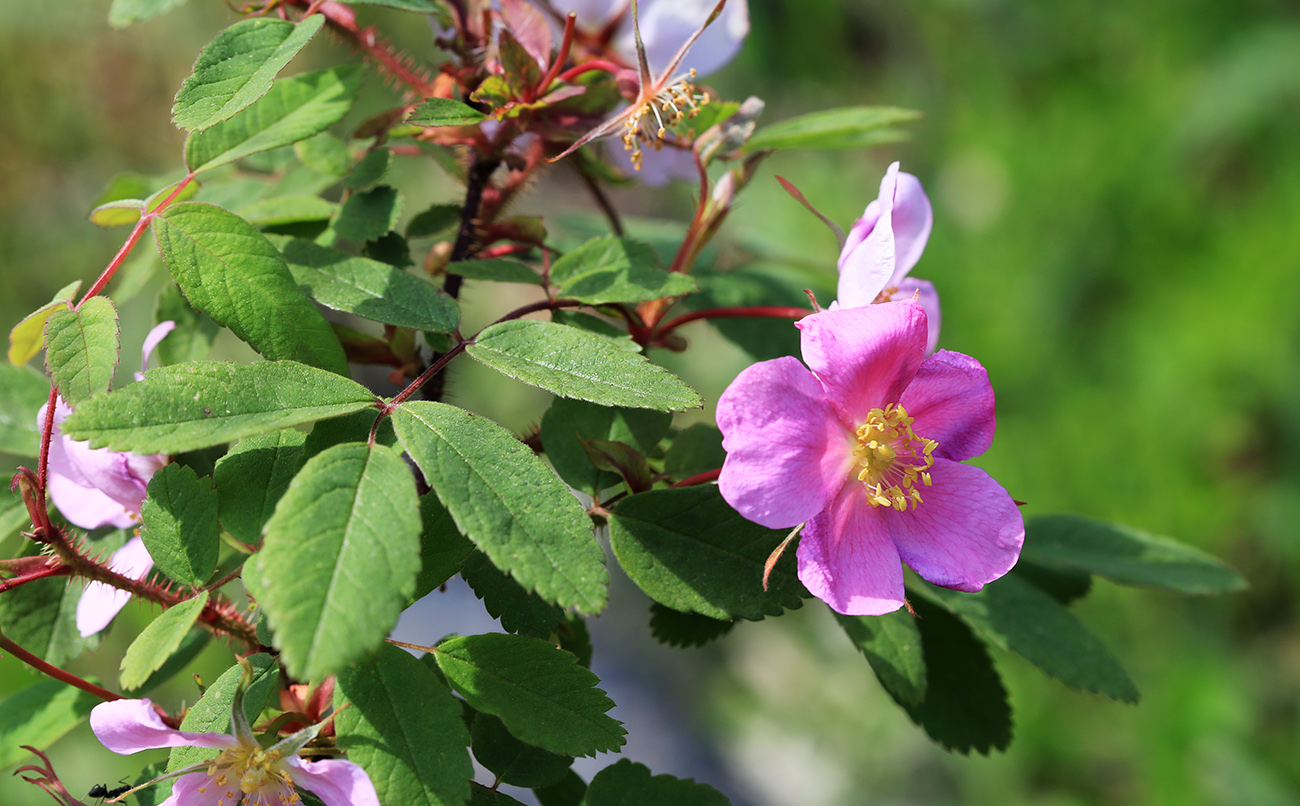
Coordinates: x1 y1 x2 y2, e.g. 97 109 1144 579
533 12 577 101
0 629 121 702
558 59 623 83
655 305 810 338
670 468 720 488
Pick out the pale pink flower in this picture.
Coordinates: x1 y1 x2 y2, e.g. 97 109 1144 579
37 321 175 636
90 698 378 806
716 302 1023 616
836 162 941 353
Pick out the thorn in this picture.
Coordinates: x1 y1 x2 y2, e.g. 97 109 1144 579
762 522 804 591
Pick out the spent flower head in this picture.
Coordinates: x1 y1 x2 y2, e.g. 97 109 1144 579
717 302 1023 615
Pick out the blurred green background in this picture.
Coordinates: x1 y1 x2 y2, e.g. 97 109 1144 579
2 0 1299 804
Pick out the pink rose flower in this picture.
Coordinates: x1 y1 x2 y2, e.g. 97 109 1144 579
716 301 1023 615
836 162 942 353
90 698 378 806
37 320 175 636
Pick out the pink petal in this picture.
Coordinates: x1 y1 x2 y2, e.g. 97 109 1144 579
604 137 698 185
47 471 139 531
90 699 237 754
796 484 905 615
558 0 627 31
887 277 941 355
899 350 995 462
77 536 155 637
885 459 1024 592
622 0 750 77
885 169 933 283
835 191 894 308
718 356 853 528
287 757 380 806
796 302 927 428
160 770 230 806
136 320 177 381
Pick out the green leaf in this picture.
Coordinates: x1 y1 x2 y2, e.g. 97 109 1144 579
140 465 220 586
0 680 98 768
173 16 326 131
556 615 592 668
446 258 543 286
833 609 926 707
469 320 701 411
0 537 112 665
185 66 362 173
470 711 573 788
154 283 220 366
583 759 730 806
550 237 696 305
914 574 1140 703
414 493 475 601
335 185 403 242
461 551 565 639
0 363 53 456
90 198 146 228
44 296 121 406
393 402 607 614
1011 559 1093 605
295 132 352 178
535 770 587 806
9 281 80 366
406 203 462 239
434 633 625 757
279 238 459 332
244 442 421 681
119 593 209 690
608 486 805 621
153 202 347 374
578 437 652 492
663 423 725 480
1021 514 1247 595
335 644 473 806
167 654 279 773
344 148 391 189
744 106 921 152
898 597 1012 755
213 429 307 547
339 0 446 12
238 195 339 227
408 97 489 127
647 603 734 649
539 398 671 496
61 360 374 454
126 628 211 693
108 0 190 29
548 310 638 351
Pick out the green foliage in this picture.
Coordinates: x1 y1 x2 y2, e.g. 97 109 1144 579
0 680 98 768
167 654 279 772
461 551 565 639
172 16 326 131
125 629 211 693
335 645 473 806
915 574 1140 703
108 0 190 29
743 105 921 152
408 97 488 127
445 258 543 286
469 711 574 788
119 592 209 690
335 186 403 242
608 486 806 621
43 296 120 406
1021 514 1247 594
239 195 339 227
9 281 79 366
345 148 392 189
539 398 671 496
413 493 475 601
244 442 421 681
392 401 609 614
833 609 926 707
0 363 52 456
469 320 702 411
140 464 219 586
279 238 459 331
648 603 735 649
61 360 375 454
153 203 348 374
154 283 219 366
549 237 697 305
583 759 731 806
184 66 361 173
212 429 306 547
434 633 625 757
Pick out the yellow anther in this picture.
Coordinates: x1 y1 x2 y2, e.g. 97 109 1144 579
851 403 938 510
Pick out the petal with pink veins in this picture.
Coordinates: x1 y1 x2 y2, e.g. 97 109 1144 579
900 350 996 462
797 303 927 427
797 484 906 616
90 698 237 755
886 459 1024 593
717 356 852 529
287 757 381 806
888 277 941 354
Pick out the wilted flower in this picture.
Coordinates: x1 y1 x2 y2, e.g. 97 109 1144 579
836 162 941 353
90 697 378 806
37 320 175 636
716 302 1023 616
549 0 748 184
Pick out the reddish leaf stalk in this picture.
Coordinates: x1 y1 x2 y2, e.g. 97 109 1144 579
669 468 721 488
532 12 578 102
654 305 810 339
557 59 623 83
0 629 121 702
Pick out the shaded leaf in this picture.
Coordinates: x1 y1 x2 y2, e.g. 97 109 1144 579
335 185 402 242
663 423 725 480
461 551 564 639
140 464 220 586
470 711 573 788
119 593 209 690
584 759 729 806
413 493 475 601
344 148 391 189
154 283 220 366
213 429 306 546
446 258 542 286
0 680 98 768
833 609 926 707
648 603 734 649
0 363 53 456
744 106 921 152
550 237 696 305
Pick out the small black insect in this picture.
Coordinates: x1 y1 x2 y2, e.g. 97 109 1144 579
88 782 131 801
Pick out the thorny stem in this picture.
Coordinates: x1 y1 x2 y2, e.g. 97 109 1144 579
295 0 436 97
0 629 121 702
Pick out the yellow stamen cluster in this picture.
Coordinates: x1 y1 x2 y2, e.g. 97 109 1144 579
851 403 937 511
197 745 300 806
621 68 710 170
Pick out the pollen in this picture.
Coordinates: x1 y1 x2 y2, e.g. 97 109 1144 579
621 68 710 170
851 403 937 511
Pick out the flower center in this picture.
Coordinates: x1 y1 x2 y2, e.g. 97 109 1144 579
851 403 937 511
201 745 300 806
621 69 709 170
